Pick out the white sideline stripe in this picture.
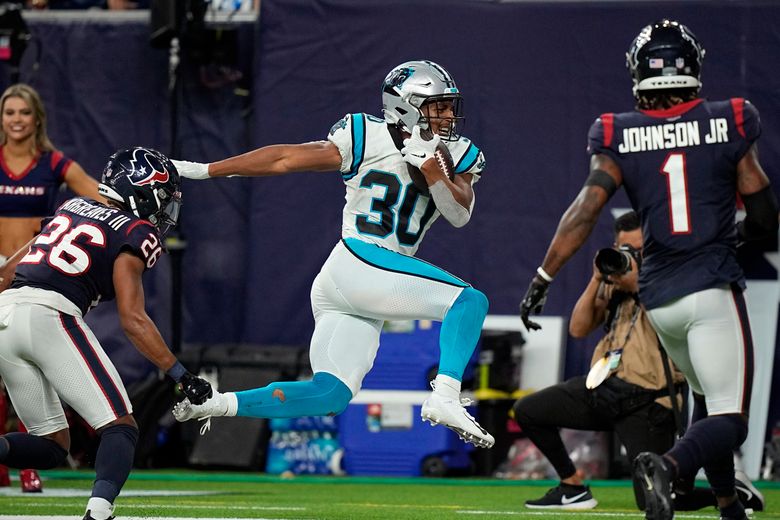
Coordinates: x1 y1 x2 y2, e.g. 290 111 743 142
0 504 306 511
0 488 222 497
0 517 299 520
116 504 306 511
457 511 716 518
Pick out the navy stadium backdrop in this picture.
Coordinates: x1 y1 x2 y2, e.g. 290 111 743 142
3 1 780 438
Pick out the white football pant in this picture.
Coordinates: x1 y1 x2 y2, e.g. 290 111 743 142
647 285 753 416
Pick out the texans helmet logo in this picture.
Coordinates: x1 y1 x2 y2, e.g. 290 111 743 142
128 148 170 186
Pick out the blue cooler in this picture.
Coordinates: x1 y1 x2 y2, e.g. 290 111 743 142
339 320 477 476
361 320 478 390
338 393 474 477
361 320 443 390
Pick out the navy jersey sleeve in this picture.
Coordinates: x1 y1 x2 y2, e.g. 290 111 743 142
732 98 761 160
121 221 165 270
586 113 620 164
50 150 74 182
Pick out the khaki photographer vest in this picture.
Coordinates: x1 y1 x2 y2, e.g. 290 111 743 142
590 296 685 409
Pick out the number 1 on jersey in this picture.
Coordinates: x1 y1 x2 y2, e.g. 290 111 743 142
660 152 692 234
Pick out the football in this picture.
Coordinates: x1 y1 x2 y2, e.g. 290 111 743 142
433 141 455 180
406 131 455 194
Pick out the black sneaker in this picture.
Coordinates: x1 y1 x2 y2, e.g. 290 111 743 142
525 483 598 510
633 452 674 520
82 511 115 520
734 470 765 512
720 513 748 520
719 501 748 520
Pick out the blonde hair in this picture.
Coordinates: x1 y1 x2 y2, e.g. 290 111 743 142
0 83 55 154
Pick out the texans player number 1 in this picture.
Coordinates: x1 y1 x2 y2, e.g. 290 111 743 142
660 151 692 234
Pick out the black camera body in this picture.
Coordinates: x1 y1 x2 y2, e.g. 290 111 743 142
595 244 642 276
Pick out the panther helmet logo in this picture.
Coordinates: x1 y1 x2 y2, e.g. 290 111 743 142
384 67 414 89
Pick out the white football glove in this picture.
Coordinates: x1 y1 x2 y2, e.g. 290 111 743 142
171 159 211 180
401 125 440 169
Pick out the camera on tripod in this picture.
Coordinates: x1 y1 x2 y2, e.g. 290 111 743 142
594 244 641 276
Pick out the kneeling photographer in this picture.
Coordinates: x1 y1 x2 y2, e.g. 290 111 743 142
513 211 762 512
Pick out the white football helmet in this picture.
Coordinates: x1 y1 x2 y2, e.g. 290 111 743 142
381 60 463 141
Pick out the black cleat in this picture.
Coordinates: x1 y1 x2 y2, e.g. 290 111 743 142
634 452 674 520
719 506 748 520
82 510 115 520
734 469 765 512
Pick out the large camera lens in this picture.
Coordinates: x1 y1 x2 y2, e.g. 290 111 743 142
594 248 632 276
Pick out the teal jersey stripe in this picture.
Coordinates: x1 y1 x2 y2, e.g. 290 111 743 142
454 143 480 174
344 114 366 181
343 238 469 288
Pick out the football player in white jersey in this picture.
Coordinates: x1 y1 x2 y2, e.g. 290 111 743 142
172 60 494 448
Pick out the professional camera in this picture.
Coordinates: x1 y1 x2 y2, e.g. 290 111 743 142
594 244 641 276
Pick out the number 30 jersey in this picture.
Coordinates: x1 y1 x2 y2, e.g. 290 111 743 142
327 113 485 256
11 197 164 315
588 98 760 309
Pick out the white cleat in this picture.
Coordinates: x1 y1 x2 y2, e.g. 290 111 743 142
173 398 194 421
421 392 494 448
172 398 213 435
172 390 235 431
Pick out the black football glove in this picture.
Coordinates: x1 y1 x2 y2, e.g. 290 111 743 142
519 275 551 331
179 372 213 405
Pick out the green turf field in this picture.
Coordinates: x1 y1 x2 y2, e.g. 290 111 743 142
0 470 778 519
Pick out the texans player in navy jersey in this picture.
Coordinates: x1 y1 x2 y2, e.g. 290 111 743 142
519 20 777 520
0 147 212 520
0 83 100 492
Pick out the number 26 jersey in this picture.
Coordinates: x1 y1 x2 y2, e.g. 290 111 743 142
327 113 485 256
588 98 760 309
11 197 164 316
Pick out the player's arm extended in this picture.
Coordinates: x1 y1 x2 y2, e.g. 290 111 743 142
540 153 622 278
736 144 779 241
173 141 343 180
114 252 179 371
114 251 212 403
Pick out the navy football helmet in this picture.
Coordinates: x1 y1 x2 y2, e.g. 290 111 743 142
382 60 463 140
626 19 705 97
98 147 182 233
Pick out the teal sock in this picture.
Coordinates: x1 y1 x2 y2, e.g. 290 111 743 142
236 372 353 418
437 286 489 380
